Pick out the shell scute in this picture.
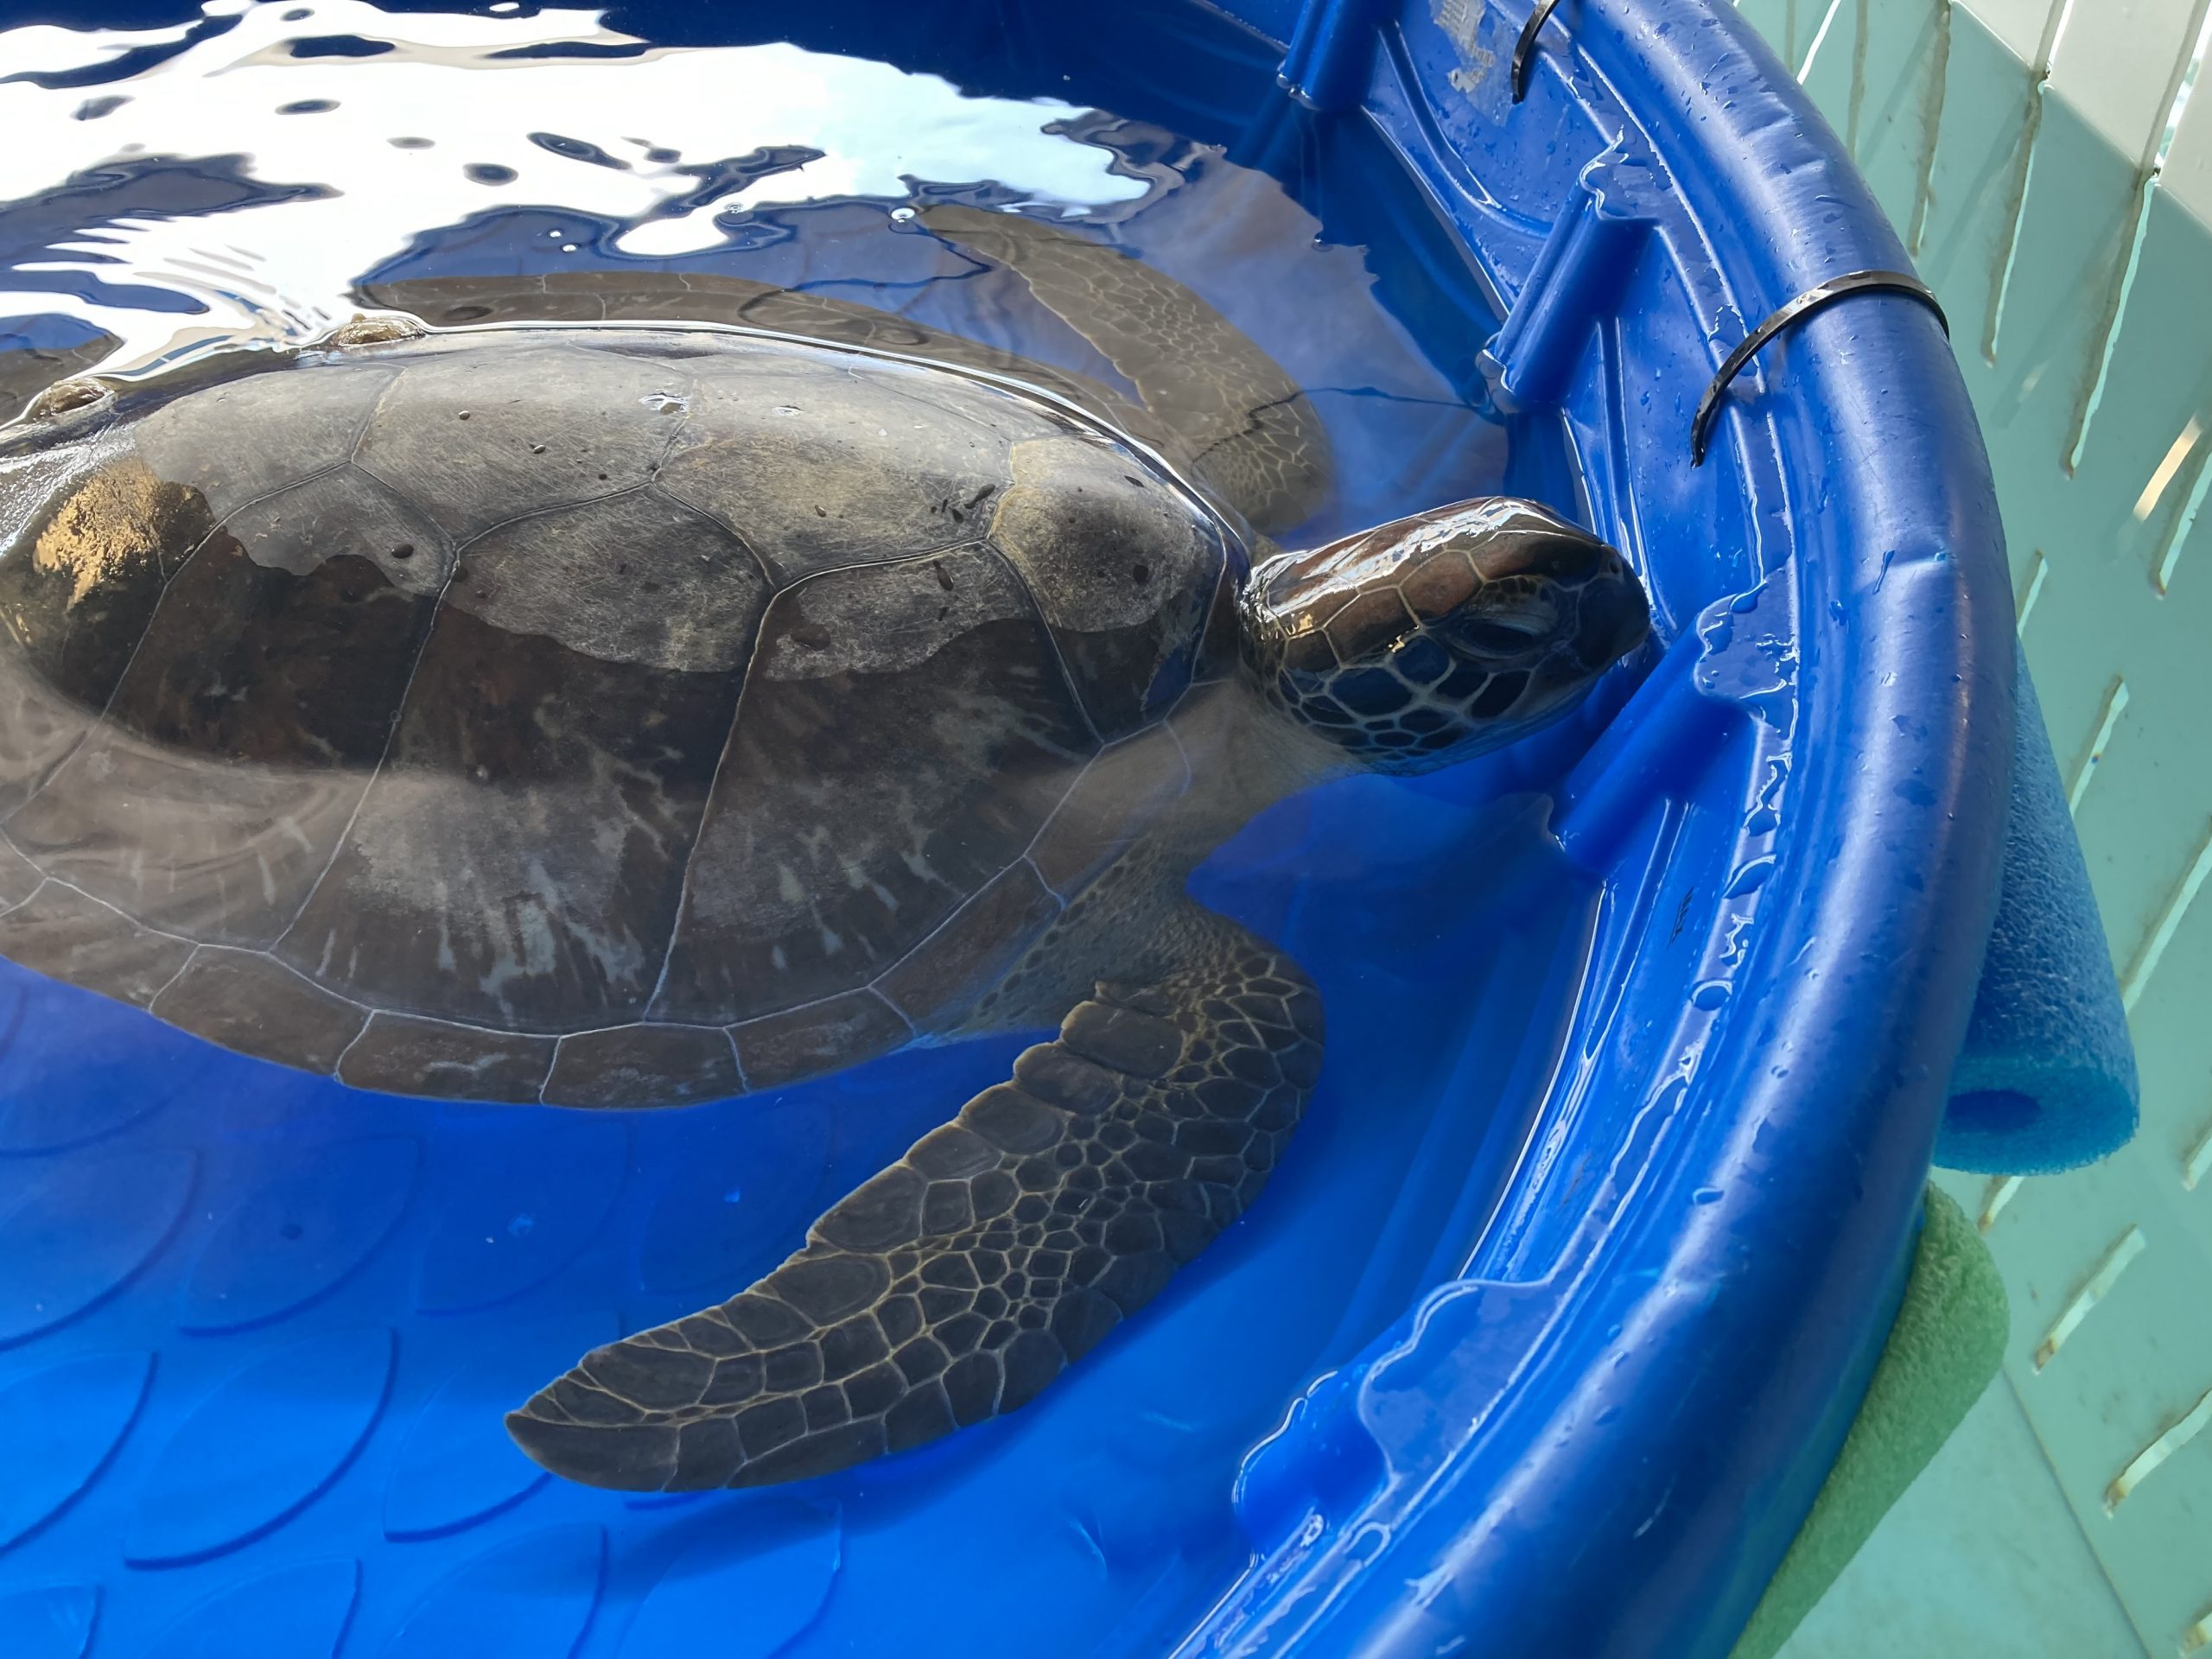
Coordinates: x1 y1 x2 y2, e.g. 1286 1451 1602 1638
218 467 452 596
729 989 911 1092
450 486 766 675
655 353 1027 585
151 946 367 1072
0 453 207 815
276 595 746 1033
545 1024 741 1108
987 434 1230 738
338 1012 557 1103
874 861 1062 1027
353 340 694 543
0 325 1235 1096
0 881 194 1008
651 542 1090 1025
131 358 397 521
9 498 442 944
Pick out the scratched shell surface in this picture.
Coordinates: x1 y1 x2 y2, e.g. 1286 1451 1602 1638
0 328 1239 1103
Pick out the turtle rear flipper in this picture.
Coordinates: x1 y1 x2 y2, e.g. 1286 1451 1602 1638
918 202 1333 536
1 325 118 424
505 906 1324 1491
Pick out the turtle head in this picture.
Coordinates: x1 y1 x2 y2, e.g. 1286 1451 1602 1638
1242 498 1649 771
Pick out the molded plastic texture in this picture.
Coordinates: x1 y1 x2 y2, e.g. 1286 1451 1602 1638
0 1583 99 1659
378 1525 606 1657
124 1328 395 1568
143 1560 360 1659
1278 0 1393 110
1181 0 2016 1654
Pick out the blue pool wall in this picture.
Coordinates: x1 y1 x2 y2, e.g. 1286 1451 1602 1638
0 9 1611 1655
1171 2 2018 1655
0 1 2019 1655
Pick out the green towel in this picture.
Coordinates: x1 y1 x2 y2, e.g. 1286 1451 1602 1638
1729 1185 2010 1659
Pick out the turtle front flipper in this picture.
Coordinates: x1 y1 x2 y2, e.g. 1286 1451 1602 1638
505 909 1323 1491
917 203 1333 536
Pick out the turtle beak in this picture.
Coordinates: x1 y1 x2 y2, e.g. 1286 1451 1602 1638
1458 502 1649 674
1571 543 1651 672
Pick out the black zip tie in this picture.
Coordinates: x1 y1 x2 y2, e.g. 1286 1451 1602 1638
1511 0 1567 103
1690 270 1948 466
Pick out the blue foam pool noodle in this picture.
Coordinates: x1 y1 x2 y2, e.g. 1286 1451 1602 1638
1938 645 2139 1173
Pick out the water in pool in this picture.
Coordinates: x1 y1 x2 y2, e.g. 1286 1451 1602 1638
0 3 1617 1652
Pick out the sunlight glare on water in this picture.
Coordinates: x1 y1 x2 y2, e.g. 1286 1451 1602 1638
0 1 1151 370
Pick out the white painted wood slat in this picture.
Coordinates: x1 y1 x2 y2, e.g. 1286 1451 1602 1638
2045 0 2209 169
1958 0 2066 65
2163 14 2212 220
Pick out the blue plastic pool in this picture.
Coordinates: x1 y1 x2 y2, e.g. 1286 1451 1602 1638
0 2 2012 1656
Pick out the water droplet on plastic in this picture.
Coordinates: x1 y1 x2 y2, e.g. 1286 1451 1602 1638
1724 855 1775 896
1691 980 1730 1010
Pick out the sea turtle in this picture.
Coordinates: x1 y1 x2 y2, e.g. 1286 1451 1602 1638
0 207 1648 1491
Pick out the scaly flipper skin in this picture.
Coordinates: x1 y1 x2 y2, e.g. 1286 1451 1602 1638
0 327 118 421
505 906 1322 1491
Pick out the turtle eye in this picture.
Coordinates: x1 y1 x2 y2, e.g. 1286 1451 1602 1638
1451 619 1537 656
1446 588 1560 657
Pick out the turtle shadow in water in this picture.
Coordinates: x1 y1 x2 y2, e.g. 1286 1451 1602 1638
0 963 1026 1395
0 968 222 1154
